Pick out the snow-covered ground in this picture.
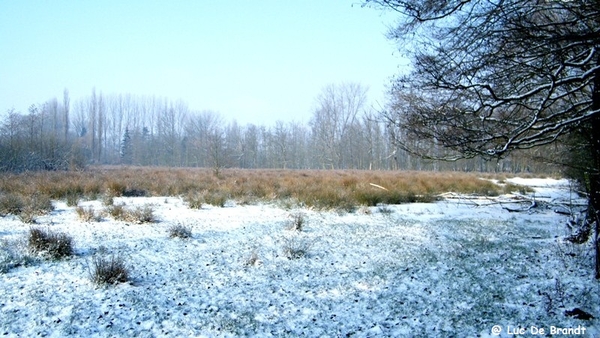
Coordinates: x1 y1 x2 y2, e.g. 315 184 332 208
0 178 598 337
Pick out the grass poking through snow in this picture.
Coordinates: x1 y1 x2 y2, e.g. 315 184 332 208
89 254 130 285
27 227 73 259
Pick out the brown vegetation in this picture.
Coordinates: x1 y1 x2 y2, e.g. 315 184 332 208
28 227 74 259
89 254 129 285
0 167 537 210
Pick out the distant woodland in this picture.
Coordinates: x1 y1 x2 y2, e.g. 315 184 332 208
1 85 562 173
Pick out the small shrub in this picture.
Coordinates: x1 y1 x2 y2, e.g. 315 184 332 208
109 204 155 223
28 227 74 259
106 203 126 220
184 193 204 209
287 212 306 231
282 236 312 260
168 223 192 239
76 206 101 222
15 194 54 223
126 205 155 223
204 192 227 207
106 181 126 197
90 254 129 285
0 194 24 215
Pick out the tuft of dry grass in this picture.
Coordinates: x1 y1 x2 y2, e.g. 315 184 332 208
203 191 228 207
127 205 155 223
287 212 306 231
282 236 312 260
28 227 74 259
76 206 101 222
168 223 192 239
89 254 129 285
107 204 155 224
106 203 126 220
106 180 127 197
184 192 204 209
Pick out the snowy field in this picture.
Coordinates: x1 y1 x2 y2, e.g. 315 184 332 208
1 177 598 337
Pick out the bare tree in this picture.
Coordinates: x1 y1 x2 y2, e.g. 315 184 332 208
288 121 309 169
367 0 600 276
63 89 70 143
241 124 260 168
186 110 226 172
310 83 368 169
271 120 290 169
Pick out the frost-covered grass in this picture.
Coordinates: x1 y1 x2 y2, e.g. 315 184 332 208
0 178 597 337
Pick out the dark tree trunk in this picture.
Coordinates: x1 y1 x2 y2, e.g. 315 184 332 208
591 56 600 279
591 131 600 279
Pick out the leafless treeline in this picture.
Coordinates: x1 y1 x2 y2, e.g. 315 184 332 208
1 84 560 173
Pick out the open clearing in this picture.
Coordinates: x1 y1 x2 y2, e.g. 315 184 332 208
0 177 598 337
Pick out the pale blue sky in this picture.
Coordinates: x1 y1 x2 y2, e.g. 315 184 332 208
0 1 402 124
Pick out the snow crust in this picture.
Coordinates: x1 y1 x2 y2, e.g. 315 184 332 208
0 178 598 337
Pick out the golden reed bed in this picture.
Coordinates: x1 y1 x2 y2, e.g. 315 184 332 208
0 167 533 210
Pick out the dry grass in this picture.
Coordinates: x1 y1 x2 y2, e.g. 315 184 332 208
106 203 126 220
168 223 192 239
282 235 312 259
28 227 74 259
106 204 155 224
0 167 541 210
76 206 101 222
287 212 306 231
89 254 129 285
126 205 155 224
0 193 54 223
0 194 24 215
